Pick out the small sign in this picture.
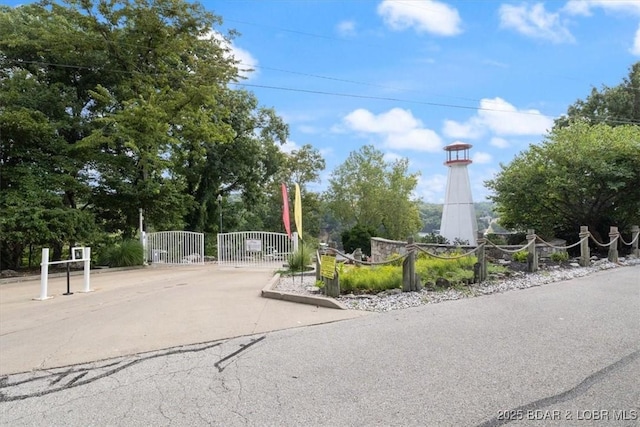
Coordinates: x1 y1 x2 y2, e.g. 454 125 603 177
320 255 337 279
71 247 84 260
245 239 262 253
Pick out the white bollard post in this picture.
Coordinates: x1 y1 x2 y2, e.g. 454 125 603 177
36 248 52 300
82 247 92 293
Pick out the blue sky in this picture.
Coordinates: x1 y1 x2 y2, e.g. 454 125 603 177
208 0 640 202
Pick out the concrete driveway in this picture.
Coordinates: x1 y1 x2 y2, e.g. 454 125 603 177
0 265 367 375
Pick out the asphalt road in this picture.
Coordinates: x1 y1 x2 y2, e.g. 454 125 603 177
1 266 638 426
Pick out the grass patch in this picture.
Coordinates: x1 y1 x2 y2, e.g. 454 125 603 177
98 240 143 267
340 265 402 293
415 254 476 285
339 253 477 294
287 245 313 271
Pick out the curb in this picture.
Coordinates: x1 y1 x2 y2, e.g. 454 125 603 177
261 273 347 310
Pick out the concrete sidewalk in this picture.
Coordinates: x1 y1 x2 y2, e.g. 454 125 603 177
0 265 368 375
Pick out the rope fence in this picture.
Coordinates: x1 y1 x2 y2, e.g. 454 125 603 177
315 224 638 296
411 243 482 260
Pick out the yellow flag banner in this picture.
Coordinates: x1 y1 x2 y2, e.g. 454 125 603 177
294 183 302 240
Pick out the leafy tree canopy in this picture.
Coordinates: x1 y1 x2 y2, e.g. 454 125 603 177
555 62 640 128
325 145 422 240
486 121 640 241
0 0 289 267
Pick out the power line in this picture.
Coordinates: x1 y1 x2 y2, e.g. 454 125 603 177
4 59 640 126
232 82 640 126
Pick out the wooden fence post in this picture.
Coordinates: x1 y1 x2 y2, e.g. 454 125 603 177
315 247 322 282
631 225 639 258
476 232 487 282
526 229 538 273
402 236 417 292
608 226 619 263
579 226 590 267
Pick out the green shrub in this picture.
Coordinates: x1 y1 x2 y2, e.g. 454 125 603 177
485 233 507 245
287 245 313 271
512 251 529 263
99 240 143 267
550 251 569 263
341 224 377 256
419 233 449 244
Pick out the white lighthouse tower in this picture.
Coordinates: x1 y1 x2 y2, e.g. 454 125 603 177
440 142 477 245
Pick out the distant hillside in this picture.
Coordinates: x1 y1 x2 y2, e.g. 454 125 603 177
419 202 495 233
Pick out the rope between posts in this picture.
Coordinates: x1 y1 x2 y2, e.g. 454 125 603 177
411 244 480 260
589 233 618 248
535 235 588 250
483 239 532 254
619 232 639 246
327 248 409 266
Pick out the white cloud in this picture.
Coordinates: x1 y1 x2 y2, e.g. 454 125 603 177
229 44 258 78
383 151 404 163
417 174 448 203
319 147 334 158
343 108 442 152
564 0 640 16
472 152 492 164
477 98 553 135
490 137 510 148
443 98 553 138
336 20 357 37
281 140 299 153
482 59 510 68
631 24 640 56
442 118 484 139
562 1 593 16
206 32 258 79
377 0 462 36
499 3 574 43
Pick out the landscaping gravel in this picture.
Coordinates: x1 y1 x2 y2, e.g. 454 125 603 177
275 257 640 312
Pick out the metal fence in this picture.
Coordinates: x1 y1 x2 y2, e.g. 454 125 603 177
217 231 296 267
144 231 205 265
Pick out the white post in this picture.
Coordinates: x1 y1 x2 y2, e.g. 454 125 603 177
36 248 52 301
139 208 144 245
82 247 92 293
292 232 299 253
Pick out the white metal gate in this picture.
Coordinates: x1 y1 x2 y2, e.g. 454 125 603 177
217 231 297 267
144 231 205 265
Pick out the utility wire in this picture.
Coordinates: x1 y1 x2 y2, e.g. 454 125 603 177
4 58 640 126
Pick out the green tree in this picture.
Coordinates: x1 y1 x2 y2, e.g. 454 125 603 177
341 224 377 256
1 0 289 268
174 89 288 233
486 122 640 242
555 62 640 128
254 144 326 238
325 145 422 240
419 203 443 233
